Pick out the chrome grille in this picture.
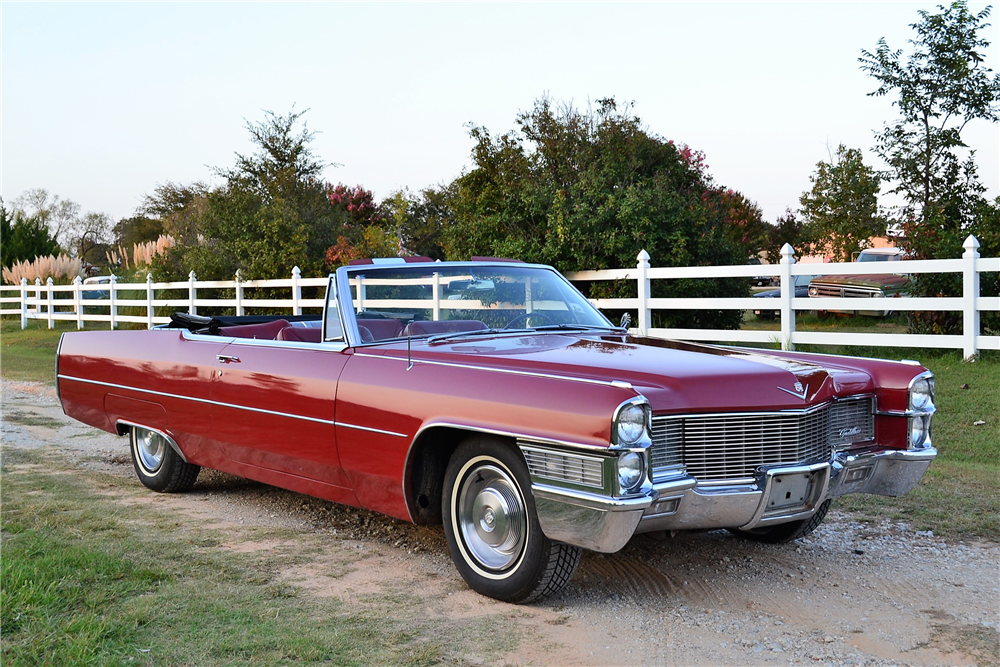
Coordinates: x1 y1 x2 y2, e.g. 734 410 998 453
812 284 882 298
521 446 604 488
651 398 874 482
829 397 875 448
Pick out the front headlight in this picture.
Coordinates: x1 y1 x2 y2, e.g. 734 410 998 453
910 415 927 448
617 451 645 492
808 286 818 297
909 376 935 411
615 404 648 445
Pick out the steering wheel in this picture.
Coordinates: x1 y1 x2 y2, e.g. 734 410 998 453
503 312 556 330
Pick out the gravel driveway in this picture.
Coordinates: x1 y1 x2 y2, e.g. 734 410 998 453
3 380 998 666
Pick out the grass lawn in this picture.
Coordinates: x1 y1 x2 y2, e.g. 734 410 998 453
1 449 496 666
1 319 110 384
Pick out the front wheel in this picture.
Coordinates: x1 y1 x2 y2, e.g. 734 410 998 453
728 499 832 544
130 426 200 493
442 437 580 603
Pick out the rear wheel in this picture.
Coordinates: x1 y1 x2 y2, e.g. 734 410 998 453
442 436 580 603
728 499 831 544
130 426 200 493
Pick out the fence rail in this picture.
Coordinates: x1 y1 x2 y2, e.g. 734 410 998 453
2 236 996 359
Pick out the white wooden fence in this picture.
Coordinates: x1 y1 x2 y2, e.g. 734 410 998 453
2 235 996 360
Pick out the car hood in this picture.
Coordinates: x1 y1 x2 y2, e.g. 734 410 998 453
811 274 911 290
398 333 874 413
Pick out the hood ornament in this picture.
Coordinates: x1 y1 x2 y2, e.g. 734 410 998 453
778 382 809 401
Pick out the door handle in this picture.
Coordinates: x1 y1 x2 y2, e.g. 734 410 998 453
216 354 241 364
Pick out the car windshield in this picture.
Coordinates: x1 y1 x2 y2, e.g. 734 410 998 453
339 263 613 342
858 253 898 262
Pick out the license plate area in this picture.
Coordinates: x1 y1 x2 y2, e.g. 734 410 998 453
764 471 817 514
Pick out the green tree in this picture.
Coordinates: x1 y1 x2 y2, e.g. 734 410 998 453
799 145 886 262
443 96 754 330
11 188 80 249
859 0 1000 225
764 209 813 263
158 110 348 281
1 202 61 268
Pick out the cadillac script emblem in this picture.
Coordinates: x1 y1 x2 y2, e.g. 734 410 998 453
777 382 809 401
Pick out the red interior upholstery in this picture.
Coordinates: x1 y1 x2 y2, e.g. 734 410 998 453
276 326 322 343
356 318 404 341
218 319 291 340
402 320 488 336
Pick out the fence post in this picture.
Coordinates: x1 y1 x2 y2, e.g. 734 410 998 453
20 278 28 329
292 266 302 316
637 250 650 336
109 274 118 329
432 272 441 321
235 269 244 316
779 243 796 350
34 278 42 315
146 273 155 329
74 276 83 329
962 235 981 361
46 278 55 329
188 271 197 315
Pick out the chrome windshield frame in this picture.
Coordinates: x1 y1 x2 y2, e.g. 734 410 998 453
334 261 613 349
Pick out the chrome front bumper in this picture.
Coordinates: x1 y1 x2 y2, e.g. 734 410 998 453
532 446 936 553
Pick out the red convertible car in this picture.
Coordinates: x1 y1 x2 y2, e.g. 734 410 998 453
57 259 937 603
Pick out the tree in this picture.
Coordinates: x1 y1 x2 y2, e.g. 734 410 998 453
859 1 1000 225
11 188 80 248
764 209 813 263
442 96 755 330
799 145 886 262
1 201 61 268
157 110 348 281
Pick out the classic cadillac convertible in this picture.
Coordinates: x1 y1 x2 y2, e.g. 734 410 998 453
57 259 938 603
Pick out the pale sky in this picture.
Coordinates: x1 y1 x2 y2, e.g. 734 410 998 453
3 2 998 226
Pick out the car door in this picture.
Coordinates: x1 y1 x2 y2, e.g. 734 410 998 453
209 337 354 493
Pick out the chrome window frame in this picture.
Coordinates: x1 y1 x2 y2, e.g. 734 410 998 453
334 261 614 349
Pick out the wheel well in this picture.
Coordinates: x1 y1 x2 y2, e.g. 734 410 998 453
405 426 516 525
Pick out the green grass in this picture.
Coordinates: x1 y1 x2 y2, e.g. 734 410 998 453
1 319 109 384
0 448 508 666
834 351 1000 541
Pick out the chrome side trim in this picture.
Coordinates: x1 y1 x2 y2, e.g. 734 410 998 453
410 421 611 453
115 420 188 463
335 421 408 438
179 328 348 352
56 374 404 436
352 352 638 390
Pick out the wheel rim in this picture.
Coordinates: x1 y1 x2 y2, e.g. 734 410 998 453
135 428 166 473
457 463 526 571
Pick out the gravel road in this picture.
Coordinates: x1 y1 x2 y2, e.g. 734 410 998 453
3 379 998 666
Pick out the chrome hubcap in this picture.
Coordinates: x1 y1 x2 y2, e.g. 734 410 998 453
458 464 526 571
136 428 166 473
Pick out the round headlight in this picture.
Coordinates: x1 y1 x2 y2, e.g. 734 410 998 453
910 377 934 411
617 451 644 491
616 404 647 445
872 291 884 298
808 287 818 297
910 415 927 448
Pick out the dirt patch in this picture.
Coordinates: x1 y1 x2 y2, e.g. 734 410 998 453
4 379 998 666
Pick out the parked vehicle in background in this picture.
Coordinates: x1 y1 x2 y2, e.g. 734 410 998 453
808 248 910 317
56 258 937 603
752 274 814 319
82 275 112 300
748 258 772 286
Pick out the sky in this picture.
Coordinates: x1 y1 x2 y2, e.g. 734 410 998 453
3 2 998 227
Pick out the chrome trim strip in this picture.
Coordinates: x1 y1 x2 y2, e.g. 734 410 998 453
115 420 188 462
57 374 404 436
411 421 612 453
352 352 637 390
178 328 348 352
530 482 655 511
335 421 408 437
